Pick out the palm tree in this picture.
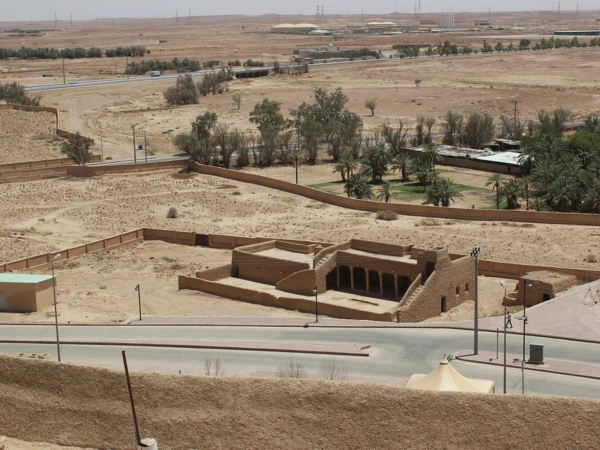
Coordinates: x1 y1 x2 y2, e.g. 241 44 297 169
502 178 523 210
548 175 581 212
376 181 395 203
345 173 373 199
519 176 532 210
391 152 413 181
333 152 359 182
424 177 464 207
581 177 600 213
583 115 600 136
423 143 442 172
361 143 391 183
486 173 505 209
410 158 434 191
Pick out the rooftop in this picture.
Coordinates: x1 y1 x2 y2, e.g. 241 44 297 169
0 273 53 284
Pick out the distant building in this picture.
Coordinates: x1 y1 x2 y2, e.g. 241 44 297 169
440 13 455 29
0 273 54 313
271 23 320 34
181 239 475 322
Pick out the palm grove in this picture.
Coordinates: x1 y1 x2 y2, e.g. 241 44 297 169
171 80 600 213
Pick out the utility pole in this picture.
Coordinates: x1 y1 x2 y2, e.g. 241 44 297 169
54 12 57 29
512 100 518 139
125 49 129 79
62 55 66 85
70 13 73 26
99 123 104 161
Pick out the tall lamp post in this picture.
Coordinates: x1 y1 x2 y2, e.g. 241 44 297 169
313 285 318 323
517 315 529 394
500 280 507 394
51 253 62 362
135 284 142 322
470 246 481 355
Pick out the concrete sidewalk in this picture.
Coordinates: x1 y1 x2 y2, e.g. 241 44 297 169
456 350 600 381
129 293 600 345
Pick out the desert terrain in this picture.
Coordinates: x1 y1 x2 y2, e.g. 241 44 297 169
1 13 600 325
2 354 600 450
1 11 600 450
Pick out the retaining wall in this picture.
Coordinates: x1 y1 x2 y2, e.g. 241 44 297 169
189 162 600 226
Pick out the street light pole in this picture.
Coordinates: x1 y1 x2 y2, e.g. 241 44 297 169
135 284 142 322
131 124 138 163
313 285 318 323
500 280 507 394
521 316 528 394
470 246 481 355
51 253 62 362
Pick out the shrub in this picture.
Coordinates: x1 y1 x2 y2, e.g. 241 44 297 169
375 210 398 221
586 252 597 263
320 358 348 380
277 359 307 378
167 207 178 219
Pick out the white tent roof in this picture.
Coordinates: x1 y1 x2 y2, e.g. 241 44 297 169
404 357 495 393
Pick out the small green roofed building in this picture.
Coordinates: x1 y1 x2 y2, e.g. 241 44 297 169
0 273 55 313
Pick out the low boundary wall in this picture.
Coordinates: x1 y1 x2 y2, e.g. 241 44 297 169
67 159 188 177
0 229 143 273
0 155 101 173
189 162 600 226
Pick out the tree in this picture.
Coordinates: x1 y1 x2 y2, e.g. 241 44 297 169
391 152 413 181
213 124 244 169
414 79 422 88
442 110 464 146
333 152 359 183
502 178 523 209
463 111 495 149
232 91 242 110
486 173 505 209
361 143 390 183
345 173 373 199
250 99 290 166
410 158 434 191
299 116 323 164
376 181 395 203
424 177 464 207
381 119 410 154
163 75 197 105
365 98 377 116
0 82 41 106
520 176 532 210
60 132 94 165
423 143 441 172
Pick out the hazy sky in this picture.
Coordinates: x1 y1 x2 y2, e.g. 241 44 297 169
4 1 597 22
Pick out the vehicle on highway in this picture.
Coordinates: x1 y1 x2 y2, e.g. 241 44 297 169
69 80 77 84
151 71 161 77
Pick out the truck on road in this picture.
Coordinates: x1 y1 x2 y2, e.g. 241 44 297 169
151 71 161 77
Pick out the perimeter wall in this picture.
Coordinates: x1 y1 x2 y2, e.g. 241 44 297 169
1 228 599 284
189 162 600 226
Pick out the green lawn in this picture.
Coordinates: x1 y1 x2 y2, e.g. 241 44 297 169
307 177 505 209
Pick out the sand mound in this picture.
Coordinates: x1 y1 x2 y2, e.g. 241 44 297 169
0 109 61 164
1 354 599 449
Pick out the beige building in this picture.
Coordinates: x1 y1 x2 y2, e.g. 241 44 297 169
517 271 578 307
180 239 475 322
0 273 55 312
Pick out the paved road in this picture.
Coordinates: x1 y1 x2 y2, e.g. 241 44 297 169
2 325 599 399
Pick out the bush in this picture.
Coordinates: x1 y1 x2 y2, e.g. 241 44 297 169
167 207 178 219
164 75 198 105
320 358 348 380
277 359 307 378
375 210 398 221
0 82 41 106
586 252 597 263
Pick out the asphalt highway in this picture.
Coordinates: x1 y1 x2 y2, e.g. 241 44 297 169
1 324 599 399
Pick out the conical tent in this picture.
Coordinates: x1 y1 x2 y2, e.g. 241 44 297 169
404 357 495 393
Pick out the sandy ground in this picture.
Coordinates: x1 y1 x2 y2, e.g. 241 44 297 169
0 110 62 164
1 436 95 450
2 354 600 450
